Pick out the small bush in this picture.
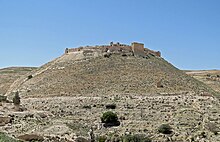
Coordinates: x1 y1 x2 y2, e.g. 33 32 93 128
158 124 172 134
13 92 20 106
101 111 118 123
101 111 120 127
105 104 116 109
27 75 33 79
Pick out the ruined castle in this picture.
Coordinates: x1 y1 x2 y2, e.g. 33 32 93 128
65 42 161 57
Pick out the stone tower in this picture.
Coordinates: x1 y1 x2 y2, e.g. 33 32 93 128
131 42 145 57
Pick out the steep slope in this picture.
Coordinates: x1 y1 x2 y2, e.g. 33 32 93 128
0 67 36 95
6 51 215 98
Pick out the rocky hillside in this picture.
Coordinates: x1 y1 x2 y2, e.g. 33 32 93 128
6 49 216 98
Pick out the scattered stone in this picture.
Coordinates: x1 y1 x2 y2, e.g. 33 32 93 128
17 134 44 141
0 117 12 126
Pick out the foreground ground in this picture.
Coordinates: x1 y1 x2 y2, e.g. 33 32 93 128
0 92 220 142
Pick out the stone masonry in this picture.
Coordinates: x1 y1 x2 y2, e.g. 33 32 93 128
65 42 161 57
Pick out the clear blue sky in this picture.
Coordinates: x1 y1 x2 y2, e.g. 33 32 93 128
0 0 219 70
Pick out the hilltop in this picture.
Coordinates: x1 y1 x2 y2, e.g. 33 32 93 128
0 42 220 142
6 42 215 98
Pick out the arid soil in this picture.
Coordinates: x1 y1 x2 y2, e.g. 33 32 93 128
186 70 220 94
0 67 36 95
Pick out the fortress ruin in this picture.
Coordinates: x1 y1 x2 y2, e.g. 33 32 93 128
65 42 161 57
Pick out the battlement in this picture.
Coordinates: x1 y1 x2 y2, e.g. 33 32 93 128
65 42 161 57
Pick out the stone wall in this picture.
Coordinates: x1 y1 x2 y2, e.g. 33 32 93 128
65 47 83 53
65 42 161 57
145 48 161 57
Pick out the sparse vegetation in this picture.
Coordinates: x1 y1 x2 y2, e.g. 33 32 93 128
27 75 33 79
13 91 20 106
158 124 172 134
101 111 120 127
0 132 20 142
66 122 90 137
101 111 118 123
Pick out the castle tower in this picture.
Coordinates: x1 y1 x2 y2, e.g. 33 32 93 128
131 42 145 57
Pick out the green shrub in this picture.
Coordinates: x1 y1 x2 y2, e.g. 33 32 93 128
101 111 118 123
101 111 120 127
158 124 172 134
13 92 20 106
105 104 116 109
